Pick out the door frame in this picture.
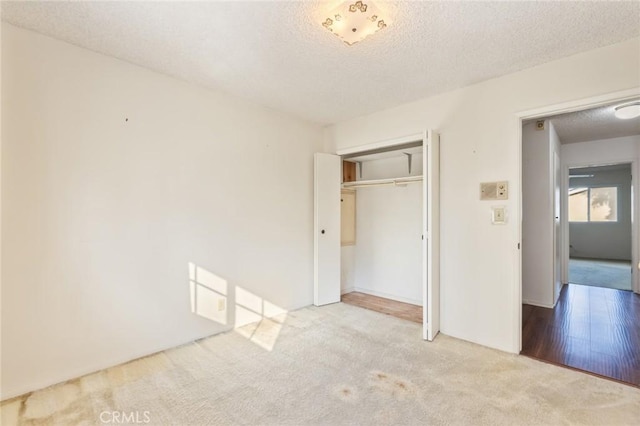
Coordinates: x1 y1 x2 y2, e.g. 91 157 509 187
562 159 637 290
515 87 640 352
553 151 562 305
335 131 439 340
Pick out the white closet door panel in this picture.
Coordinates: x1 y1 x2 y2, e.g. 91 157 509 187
314 153 341 306
424 131 441 341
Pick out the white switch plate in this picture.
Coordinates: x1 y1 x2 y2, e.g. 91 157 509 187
217 298 226 311
492 206 507 224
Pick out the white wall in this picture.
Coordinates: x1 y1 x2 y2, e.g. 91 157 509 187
1 24 322 399
340 246 356 293
522 121 559 307
562 135 640 164
326 37 640 353
341 156 423 305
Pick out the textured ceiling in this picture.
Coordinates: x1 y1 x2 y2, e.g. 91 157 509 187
549 103 640 144
2 1 639 124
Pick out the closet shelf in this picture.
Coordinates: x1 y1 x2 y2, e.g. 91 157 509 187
341 175 423 189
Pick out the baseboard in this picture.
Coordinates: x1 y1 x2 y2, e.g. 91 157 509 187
522 299 555 309
343 287 422 306
341 286 355 295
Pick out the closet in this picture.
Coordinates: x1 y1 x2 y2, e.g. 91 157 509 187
314 131 440 341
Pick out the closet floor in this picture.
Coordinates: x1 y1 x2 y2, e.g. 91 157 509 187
341 292 422 324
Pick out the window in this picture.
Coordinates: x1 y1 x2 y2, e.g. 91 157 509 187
568 186 618 222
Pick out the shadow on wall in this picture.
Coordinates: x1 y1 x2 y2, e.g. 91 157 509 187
188 262 287 351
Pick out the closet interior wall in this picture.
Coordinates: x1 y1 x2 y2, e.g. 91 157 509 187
341 153 424 305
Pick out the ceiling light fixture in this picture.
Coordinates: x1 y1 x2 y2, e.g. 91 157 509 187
322 1 387 46
614 102 640 119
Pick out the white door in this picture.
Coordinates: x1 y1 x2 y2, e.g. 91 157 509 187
424 131 440 341
314 153 341 306
553 152 562 303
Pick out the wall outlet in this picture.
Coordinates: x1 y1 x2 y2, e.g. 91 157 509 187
492 206 507 224
217 298 226 311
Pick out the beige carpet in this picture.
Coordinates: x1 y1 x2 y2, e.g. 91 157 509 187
2 303 640 425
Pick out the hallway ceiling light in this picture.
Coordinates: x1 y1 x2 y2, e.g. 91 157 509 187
614 102 640 119
322 1 387 46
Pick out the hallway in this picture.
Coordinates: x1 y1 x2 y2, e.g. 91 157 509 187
522 284 640 387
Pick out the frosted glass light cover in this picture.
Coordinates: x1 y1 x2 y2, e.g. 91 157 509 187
322 1 387 46
614 103 640 119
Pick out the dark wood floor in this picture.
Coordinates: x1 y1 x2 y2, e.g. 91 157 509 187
522 284 640 387
341 292 422 324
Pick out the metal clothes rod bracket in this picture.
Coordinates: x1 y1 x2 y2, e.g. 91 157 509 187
404 152 412 174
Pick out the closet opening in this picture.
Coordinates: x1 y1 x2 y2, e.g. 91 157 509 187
339 142 424 324
313 130 440 341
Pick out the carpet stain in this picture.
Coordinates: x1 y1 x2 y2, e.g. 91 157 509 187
0 396 25 425
107 353 171 387
333 385 358 403
23 382 80 419
369 371 417 401
18 395 27 419
16 385 118 426
79 370 110 395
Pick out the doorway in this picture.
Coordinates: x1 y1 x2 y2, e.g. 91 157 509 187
520 98 640 387
568 163 633 291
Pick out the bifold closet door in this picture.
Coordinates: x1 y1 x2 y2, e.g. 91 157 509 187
424 131 441 341
314 153 341 306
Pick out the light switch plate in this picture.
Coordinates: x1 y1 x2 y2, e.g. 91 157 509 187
492 206 507 224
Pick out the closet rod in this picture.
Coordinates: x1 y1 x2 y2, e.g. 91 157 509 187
342 175 423 189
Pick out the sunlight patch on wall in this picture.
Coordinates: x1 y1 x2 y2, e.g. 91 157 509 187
187 263 287 351
189 262 228 325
